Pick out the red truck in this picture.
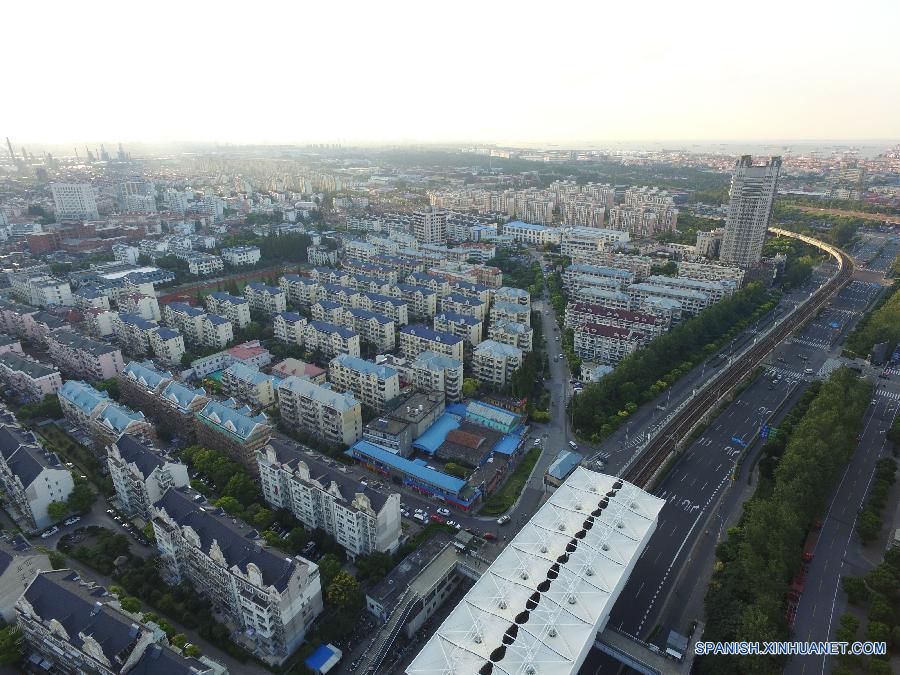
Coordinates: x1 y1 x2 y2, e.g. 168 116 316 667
785 520 822 628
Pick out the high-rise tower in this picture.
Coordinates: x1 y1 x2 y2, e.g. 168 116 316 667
720 155 782 267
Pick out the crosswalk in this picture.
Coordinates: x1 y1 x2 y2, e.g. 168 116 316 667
790 336 832 350
876 390 900 402
764 365 806 381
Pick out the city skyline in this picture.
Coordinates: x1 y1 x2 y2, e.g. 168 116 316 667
7 0 899 145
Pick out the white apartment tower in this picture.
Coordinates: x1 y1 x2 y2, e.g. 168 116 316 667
412 207 447 244
50 183 99 220
720 155 782 267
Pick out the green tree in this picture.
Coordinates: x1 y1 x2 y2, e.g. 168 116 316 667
47 500 69 521
184 644 202 658
842 576 871 605
326 571 363 610
171 634 188 648
67 481 96 513
462 378 479 398
213 496 244 516
120 596 141 613
48 550 66 569
0 625 23 666
317 553 342 587
142 522 156 543
223 473 259 507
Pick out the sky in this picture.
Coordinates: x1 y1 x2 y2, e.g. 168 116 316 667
6 0 900 146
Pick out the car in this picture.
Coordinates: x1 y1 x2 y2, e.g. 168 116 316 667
569 441 578 449
430 514 445 524
64 462 74 468
106 509 115 515
558 353 564 359
413 513 429 524
555 336 560 341
63 516 80 526
532 438 541 446
436 507 451 516
401 509 410 518
871 399 878 405
40 526 59 539
483 532 497 541
804 368 814 375
497 515 511 525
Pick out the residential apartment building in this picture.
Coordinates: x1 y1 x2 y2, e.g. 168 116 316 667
398 325 464 361
118 361 209 440
677 260 745 286
58 380 153 449
50 182 99 220
488 320 534 352
245 283 287 315
277 376 363 447
221 362 278 409
46 329 125 380
107 434 190 520
339 307 396 351
391 283 437 319
434 312 482 346
495 286 530 307
440 293 486 323
0 410 74 531
359 291 408 325
194 399 271 473
149 327 186 366
257 439 401 558
626 282 710 316
328 355 400 411
222 245 261 266
564 302 667 340
311 299 344 324
112 312 158 356
83 307 117 338
411 351 463 402
720 156 782 267
152 488 323 664
202 314 234 349
206 292 252 328
0 352 62 401
187 252 224 276
164 302 206 343
695 228 725 259
406 273 450 297
274 311 308 345
0 534 50 623
11 274 73 308
17 570 226 675
489 301 531 326
279 274 320 307
644 274 733 303
412 207 447 244
472 340 523 386
560 227 630 258
573 323 645 365
304 320 361 358
118 291 161 321
73 285 110 311
563 263 634 291
501 221 561 246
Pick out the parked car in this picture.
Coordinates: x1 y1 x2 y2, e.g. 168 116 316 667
430 514 445 524
497 515 511 525
436 507 451 516
483 532 497 541
40 526 59 539
413 513 429 524
63 516 80 526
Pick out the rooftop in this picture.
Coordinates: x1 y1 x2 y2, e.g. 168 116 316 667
155 488 303 592
406 469 664 675
309 320 357 340
196 399 269 440
436 311 481 326
0 352 59 379
278 375 360 411
474 340 523 359
332 354 398 380
412 351 463 372
400 324 462 346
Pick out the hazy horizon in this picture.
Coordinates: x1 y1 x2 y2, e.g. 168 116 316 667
7 1 900 146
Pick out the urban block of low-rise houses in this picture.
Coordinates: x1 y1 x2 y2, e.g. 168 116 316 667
0 351 63 401
118 361 210 440
0 407 74 532
46 328 126 380
151 487 322 664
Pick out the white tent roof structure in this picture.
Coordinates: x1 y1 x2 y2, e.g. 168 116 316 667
406 467 664 675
